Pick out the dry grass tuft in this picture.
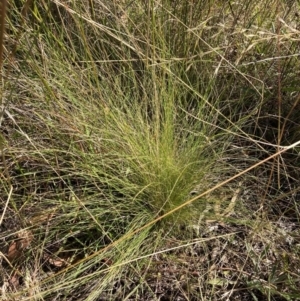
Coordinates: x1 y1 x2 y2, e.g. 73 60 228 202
0 0 300 300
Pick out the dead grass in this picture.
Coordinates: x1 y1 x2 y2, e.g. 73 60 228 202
1 0 300 300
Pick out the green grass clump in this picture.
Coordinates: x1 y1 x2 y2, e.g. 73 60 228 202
1 0 300 300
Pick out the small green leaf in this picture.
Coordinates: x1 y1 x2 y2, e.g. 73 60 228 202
208 277 234 286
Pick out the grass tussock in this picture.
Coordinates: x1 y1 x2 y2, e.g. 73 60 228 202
1 0 300 300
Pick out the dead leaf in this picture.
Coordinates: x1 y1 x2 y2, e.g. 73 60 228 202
46 255 68 267
7 229 33 262
7 241 22 262
8 272 20 289
43 252 70 268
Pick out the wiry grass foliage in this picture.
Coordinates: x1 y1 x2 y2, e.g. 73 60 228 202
0 0 300 300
